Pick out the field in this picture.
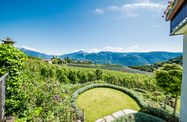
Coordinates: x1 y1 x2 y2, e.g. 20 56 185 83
76 88 140 122
68 63 151 75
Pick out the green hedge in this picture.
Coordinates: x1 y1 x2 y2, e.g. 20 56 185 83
0 44 26 116
112 112 165 122
140 106 179 122
71 84 179 121
71 84 146 120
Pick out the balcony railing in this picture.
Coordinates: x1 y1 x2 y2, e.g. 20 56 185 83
170 0 187 34
0 73 8 122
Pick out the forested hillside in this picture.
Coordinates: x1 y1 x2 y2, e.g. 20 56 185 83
21 48 182 66
129 56 183 72
20 48 53 59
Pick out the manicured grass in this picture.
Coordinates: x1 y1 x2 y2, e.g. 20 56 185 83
76 88 140 122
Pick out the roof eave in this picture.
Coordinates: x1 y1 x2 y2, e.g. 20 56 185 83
166 0 185 21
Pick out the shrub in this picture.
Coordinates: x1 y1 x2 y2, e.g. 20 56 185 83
134 88 147 93
112 112 165 122
0 44 26 117
140 106 179 122
155 64 182 115
95 68 103 80
68 71 78 84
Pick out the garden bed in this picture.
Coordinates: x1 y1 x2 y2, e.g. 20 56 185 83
71 84 146 121
71 84 178 122
76 88 140 121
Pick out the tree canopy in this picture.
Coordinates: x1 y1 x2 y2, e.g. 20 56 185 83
155 64 182 115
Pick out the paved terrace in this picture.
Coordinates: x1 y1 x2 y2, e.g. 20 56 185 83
95 109 138 122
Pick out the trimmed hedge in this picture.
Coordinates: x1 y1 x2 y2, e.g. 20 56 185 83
112 112 165 122
140 106 179 122
71 84 179 121
71 84 146 120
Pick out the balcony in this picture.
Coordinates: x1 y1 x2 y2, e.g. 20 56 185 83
170 0 187 35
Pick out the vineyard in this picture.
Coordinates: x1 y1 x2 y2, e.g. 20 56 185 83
68 63 151 75
0 44 180 122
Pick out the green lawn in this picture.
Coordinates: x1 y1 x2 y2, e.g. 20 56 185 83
76 88 140 122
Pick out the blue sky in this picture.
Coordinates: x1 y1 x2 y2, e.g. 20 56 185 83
0 0 183 54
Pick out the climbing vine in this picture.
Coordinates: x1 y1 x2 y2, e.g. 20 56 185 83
0 44 26 117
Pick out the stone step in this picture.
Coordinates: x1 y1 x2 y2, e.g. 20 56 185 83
95 109 138 122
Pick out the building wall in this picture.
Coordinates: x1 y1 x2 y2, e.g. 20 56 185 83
180 34 187 122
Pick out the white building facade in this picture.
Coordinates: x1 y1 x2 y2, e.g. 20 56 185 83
166 0 187 121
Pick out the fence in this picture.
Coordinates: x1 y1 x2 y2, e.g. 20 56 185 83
0 73 8 122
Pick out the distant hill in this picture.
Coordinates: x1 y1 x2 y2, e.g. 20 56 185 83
20 48 53 59
59 51 182 66
20 48 182 66
129 56 183 72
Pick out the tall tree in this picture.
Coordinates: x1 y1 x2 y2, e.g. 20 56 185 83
95 68 103 80
155 64 182 115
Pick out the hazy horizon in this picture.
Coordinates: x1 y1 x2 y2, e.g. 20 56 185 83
20 45 183 56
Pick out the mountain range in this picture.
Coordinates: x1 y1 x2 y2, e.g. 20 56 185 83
20 48 182 66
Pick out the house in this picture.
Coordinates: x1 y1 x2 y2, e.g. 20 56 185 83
43 59 52 64
1 37 15 45
165 0 187 121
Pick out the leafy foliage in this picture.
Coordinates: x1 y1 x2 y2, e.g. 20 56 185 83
2 49 177 121
155 64 182 97
23 58 157 91
130 56 182 72
95 68 103 80
141 105 180 122
68 63 151 74
0 44 26 117
112 112 165 122
18 57 88 121
155 64 182 115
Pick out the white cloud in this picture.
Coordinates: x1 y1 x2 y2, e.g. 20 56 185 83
91 48 101 52
93 9 104 15
120 0 164 10
108 6 120 11
103 46 125 52
95 0 165 17
88 45 139 53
